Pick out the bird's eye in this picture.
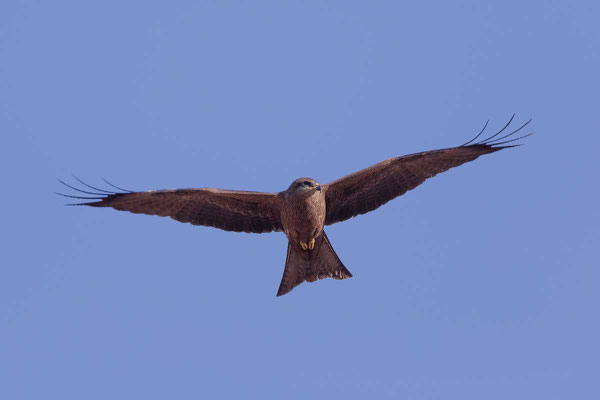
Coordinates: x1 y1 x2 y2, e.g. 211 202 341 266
303 181 311 186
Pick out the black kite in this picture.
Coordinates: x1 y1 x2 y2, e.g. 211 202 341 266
58 117 532 296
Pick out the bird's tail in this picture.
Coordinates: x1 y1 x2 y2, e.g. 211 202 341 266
276 231 352 296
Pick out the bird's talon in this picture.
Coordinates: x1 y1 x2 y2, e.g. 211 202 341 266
300 242 308 251
308 238 315 250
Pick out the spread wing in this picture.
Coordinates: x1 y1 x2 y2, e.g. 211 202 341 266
58 178 282 233
324 117 532 225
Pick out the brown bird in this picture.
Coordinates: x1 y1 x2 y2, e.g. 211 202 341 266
58 117 531 296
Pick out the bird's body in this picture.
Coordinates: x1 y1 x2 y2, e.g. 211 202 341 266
58 117 532 296
279 178 325 247
274 177 350 295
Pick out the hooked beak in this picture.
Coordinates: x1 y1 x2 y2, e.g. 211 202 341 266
315 185 322 192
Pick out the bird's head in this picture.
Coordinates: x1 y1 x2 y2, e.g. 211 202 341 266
288 177 322 194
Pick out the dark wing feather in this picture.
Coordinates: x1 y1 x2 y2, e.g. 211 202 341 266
324 118 532 225
64 185 282 233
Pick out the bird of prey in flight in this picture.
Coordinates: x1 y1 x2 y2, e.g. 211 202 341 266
58 116 532 296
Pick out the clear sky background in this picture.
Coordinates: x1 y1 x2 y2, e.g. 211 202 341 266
1 1 599 399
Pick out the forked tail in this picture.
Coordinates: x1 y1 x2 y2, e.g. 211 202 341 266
276 231 352 296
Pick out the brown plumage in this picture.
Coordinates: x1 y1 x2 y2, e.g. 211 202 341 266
58 117 532 296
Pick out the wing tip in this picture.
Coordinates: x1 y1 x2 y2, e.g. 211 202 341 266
55 178 134 206
461 116 533 149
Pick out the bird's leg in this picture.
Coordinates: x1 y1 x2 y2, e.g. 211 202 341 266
299 238 315 251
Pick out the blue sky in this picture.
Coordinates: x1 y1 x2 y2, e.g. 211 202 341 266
1 1 599 398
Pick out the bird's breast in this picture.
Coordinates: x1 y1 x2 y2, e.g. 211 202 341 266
280 192 326 243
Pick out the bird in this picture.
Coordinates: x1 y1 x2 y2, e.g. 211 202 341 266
57 116 532 296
